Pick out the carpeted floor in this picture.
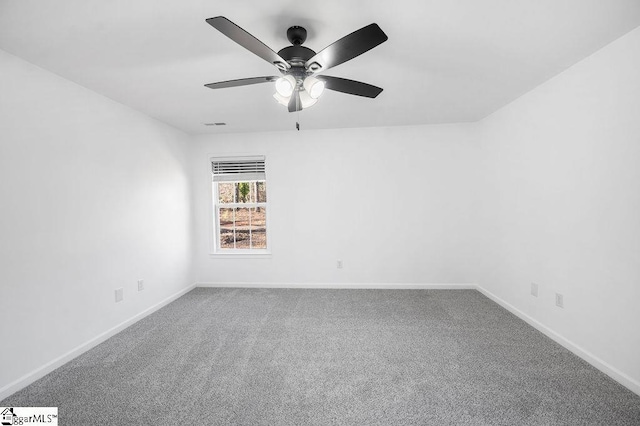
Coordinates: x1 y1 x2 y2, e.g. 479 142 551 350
2 288 640 425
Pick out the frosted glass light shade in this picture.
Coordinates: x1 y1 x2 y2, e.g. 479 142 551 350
299 90 317 109
303 76 325 99
273 92 290 106
275 75 296 97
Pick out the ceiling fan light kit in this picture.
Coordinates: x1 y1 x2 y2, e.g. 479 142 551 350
204 16 388 113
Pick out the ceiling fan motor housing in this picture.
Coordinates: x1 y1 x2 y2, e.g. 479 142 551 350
278 45 316 69
279 26 315 72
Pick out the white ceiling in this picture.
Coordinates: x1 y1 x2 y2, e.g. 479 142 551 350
1 1 640 135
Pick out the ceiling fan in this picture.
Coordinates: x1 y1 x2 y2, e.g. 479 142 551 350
204 16 388 112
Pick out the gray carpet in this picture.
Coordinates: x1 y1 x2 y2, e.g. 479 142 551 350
2 288 639 425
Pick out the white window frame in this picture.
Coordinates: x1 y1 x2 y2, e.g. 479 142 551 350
210 156 271 256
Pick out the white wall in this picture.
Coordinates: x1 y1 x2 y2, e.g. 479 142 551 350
476 26 640 390
191 125 481 286
0 50 195 395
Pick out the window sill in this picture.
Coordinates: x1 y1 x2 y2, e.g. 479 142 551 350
209 252 272 259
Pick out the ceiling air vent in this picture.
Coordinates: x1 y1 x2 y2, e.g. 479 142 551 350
204 122 226 126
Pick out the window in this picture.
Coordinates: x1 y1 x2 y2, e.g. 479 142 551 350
211 156 268 253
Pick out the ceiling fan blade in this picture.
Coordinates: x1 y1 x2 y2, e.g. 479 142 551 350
205 76 279 90
206 16 290 70
288 91 302 112
317 76 383 98
305 24 388 73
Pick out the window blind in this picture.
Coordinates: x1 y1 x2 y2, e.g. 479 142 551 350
211 156 266 182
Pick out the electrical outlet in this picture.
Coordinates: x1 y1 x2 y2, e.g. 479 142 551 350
555 293 564 308
137 279 144 292
531 282 538 297
337 260 343 269
115 288 124 303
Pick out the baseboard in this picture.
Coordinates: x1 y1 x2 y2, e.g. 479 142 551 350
475 285 640 397
0 282 197 401
196 282 477 289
